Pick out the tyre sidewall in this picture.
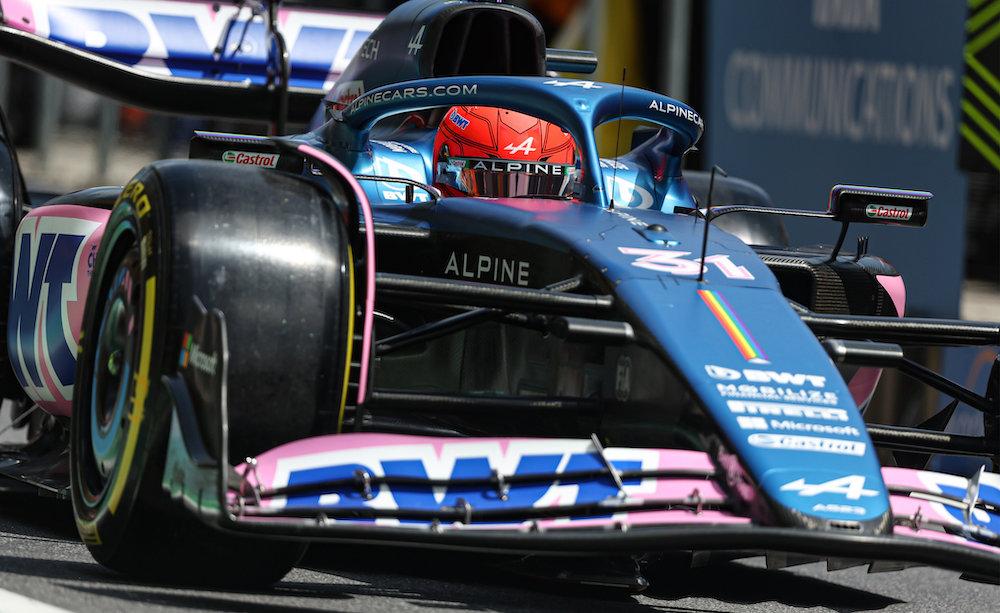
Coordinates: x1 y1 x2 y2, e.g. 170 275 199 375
71 169 170 562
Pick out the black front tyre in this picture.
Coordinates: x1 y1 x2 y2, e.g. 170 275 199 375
70 161 352 586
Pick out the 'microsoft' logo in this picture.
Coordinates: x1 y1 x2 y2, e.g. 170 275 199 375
221 150 279 168
865 203 912 221
179 332 218 376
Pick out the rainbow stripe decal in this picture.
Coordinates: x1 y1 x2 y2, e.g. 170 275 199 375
698 290 768 363
178 332 193 368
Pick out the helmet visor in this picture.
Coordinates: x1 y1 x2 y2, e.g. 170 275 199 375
437 156 577 198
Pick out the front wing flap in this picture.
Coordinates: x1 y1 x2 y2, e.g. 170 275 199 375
162 414 999 582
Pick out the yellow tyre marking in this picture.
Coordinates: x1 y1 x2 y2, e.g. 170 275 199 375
76 518 102 545
107 276 156 514
336 247 356 433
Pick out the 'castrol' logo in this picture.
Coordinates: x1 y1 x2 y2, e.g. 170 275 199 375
865 203 912 221
222 150 279 169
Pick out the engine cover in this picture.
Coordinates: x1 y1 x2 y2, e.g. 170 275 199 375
756 247 903 317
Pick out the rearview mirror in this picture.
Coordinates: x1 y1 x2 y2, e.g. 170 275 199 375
827 185 931 227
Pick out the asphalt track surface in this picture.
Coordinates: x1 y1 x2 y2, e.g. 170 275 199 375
1 489 997 613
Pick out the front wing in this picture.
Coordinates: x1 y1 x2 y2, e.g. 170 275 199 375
162 411 1000 582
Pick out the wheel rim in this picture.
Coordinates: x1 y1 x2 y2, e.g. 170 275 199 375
82 244 141 504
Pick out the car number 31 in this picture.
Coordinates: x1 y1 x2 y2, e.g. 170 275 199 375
618 247 755 280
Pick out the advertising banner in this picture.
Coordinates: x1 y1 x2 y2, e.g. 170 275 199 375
705 0 969 316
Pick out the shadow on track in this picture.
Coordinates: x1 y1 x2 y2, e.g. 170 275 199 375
0 490 78 541
302 544 904 613
56 584 341 613
642 561 904 613
0 492 904 612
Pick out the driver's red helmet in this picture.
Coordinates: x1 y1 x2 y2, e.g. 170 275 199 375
432 106 577 198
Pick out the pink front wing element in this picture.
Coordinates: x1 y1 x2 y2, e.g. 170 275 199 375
296 145 376 407
893 525 999 554
882 466 1000 493
12 205 109 416
234 435 731 530
243 433 718 500
847 275 904 408
489 510 750 531
882 466 930 491
889 495 966 533
876 274 906 316
847 367 882 409
884 466 1000 555
1 0 36 33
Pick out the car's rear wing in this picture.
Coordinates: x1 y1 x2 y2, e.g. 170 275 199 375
0 0 383 127
0 0 598 129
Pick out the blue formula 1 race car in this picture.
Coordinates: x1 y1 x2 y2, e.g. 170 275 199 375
0 0 997 590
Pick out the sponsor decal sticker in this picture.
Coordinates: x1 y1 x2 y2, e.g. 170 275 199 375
698 290 768 363
407 25 425 55
736 416 769 430
735 415 859 436
118 180 151 217
781 475 879 500
648 100 704 128
717 383 840 406
10 217 101 404
461 159 571 176
504 137 537 156
444 252 530 286
372 140 420 154
448 109 470 130
275 441 651 515
330 80 366 110
865 203 912 221
727 399 848 421
221 150 279 168
768 419 860 436
748 433 866 456
178 332 192 368
36 3 378 91
359 38 380 61
600 159 629 170
543 79 603 89
604 175 654 209
178 332 218 376
812 503 866 515
348 84 479 114
705 364 826 387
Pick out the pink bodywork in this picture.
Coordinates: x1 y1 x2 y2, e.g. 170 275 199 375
232 434 1000 558
847 274 907 408
12 205 109 416
235 434 746 529
0 0 382 89
297 144 376 405
0 0 35 33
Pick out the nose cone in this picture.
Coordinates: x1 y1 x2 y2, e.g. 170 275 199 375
761 467 891 533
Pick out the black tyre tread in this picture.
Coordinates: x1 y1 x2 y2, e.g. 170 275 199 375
154 161 350 461
73 160 351 587
0 104 27 398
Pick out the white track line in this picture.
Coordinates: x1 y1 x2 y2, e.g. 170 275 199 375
0 587 74 613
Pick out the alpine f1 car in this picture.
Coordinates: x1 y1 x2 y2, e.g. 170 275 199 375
0 0 997 590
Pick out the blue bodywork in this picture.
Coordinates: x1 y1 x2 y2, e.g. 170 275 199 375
304 75 891 529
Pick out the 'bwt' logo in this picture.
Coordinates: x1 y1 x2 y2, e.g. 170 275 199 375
42 4 378 88
8 217 99 403
284 452 642 517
